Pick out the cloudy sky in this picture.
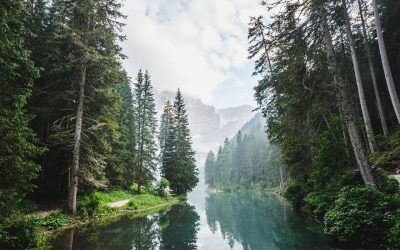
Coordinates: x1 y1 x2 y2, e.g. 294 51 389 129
120 0 264 108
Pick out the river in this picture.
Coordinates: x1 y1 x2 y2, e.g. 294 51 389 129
50 179 332 250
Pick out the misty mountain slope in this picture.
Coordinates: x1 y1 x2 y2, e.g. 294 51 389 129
154 90 255 156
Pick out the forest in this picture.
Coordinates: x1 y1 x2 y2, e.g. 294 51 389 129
245 0 400 248
3 0 400 249
205 114 284 190
0 1 198 248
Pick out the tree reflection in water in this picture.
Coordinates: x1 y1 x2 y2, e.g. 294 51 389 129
51 203 200 250
205 192 330 250
159 203 200 250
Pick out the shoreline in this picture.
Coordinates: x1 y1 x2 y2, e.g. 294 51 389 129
38 196 183 248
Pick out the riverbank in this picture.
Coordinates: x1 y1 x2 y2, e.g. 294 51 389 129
0 191 184 249
207 183 281 195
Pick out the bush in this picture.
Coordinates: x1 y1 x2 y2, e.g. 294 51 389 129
374 170 400 195
283 179 304 208
77 193 100 218
130 183 139 193
35 212 70 229
324 186 395 248
157 178 170 197
0 217 39 250
304 190 335 217
386 209 400 249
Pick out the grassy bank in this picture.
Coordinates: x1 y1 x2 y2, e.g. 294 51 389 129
0 191 184 249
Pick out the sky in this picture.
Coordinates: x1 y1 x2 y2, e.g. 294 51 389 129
120 0 264 108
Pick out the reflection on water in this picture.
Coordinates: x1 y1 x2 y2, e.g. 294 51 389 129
51 192 331 250
52 204 200 250
204 193 330 250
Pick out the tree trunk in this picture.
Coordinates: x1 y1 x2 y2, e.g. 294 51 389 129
68 64 87 214
315 4 375 187
342 0 377 153
358 0 388 137
372 0 400 123
138 93 146 194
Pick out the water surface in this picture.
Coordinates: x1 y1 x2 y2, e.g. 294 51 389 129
51 185 331 249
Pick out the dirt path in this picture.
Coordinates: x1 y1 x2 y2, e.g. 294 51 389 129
107 199 130 208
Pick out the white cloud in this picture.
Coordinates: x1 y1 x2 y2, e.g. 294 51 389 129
120 0 263 105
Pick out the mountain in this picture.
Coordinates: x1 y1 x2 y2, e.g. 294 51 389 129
154 90 255 163
231 112 266 142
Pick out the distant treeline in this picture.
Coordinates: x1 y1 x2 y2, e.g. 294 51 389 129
204 114 283 189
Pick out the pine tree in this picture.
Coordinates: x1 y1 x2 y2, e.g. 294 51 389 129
134 70 158 193
168 89 199 194
159 100 175 162
26 0 128 213
107 79 136 188
0 0 43 219
159 99 176 185
314 2 375 186
231 131 243 184
205 151 216 186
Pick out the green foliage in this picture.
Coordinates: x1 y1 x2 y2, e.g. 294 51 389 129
35 212 70 230
324 186 395 248
0 0 44 221
133 70 158 192
386 209 400 249
370 127 400 171
94 190 134 203
0 217 39 250
130 183 139 193
127 194 174 210
160 90 199 195
204 114 283 190
106 80 137 189
77 193 101 218
374 170 400 195
157 178 170 197
283 180 304 208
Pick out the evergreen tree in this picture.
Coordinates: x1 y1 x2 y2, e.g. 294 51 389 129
159 100 175 162
170 89 199 194
133 70 158 193
159 99 176 184
0 1 44 219
107 79 136 188
205 151 216 186
204 115 281 189
25 0 126 213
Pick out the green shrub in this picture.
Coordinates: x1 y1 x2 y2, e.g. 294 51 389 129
157 178 170 197
77 193 100 218
35 212 70 229
304 190 335 217
0 192 39 222
374 170 400 195
130 183 139 193
283 179 304 208
324 186 395 248
386 209 400 249
0 217 39 250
